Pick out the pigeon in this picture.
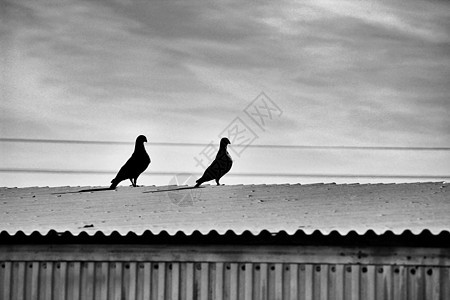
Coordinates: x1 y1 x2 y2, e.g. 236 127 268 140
110 135 150 189
195 137 232 187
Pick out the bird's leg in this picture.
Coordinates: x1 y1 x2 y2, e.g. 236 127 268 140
215 179 220 186
129 178 135 187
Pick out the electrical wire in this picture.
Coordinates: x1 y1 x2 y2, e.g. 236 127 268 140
0 168 448 179
1 138 449 151
2 138 449 180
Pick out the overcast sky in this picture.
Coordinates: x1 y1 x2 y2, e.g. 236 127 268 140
1 0 449 187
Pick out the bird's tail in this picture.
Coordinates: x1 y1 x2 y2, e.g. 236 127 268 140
194 178 203 188
110 179 119 189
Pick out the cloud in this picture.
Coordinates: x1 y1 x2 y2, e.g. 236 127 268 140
1 0 449 188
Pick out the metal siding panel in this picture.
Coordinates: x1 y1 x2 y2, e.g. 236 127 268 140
343 265 352 300
10 262 17 300
142 263 152 300
288 264 297 300
151 263 158 300
224 263 230 300
24 262 33 300
259 263 268 300
244 263 253 300
215 262 224 300
229 263 238 300
179 263 186 300
393 266 407 300
128 262 138 300
351 265 360 300
166 263 173 300
327 265 336 300
29 262 40 300
108 263 115 300
1 261 12 300
194 263 201 299
320 264 328 300
360 265 375 300
68 262 81 300
2 247 450 300
81 262 95 300
157 262 165 300
238 264 245 300
54 262 67 300
42 262 53 300
210 264 216 300
442 267 450 300
274 263 283 300
253 264 260 300
37 263 46 300
12 261 25 300
301 264 313 300
282 264 290 300
313 264 320 300
123 263 131 300
172 263 180 300
408 266 424 300
424 267 438 300
208 263 214 300
380 265 393 300
267 264 275 300
113 262 123 300
335 264 344 300
368 265 376 300
417 267 425 300
360 266 367 300
136 263 144 300
199 262 208 300
94 262 109 300
185 263 194 300
407 266 416 300
375 266 383 300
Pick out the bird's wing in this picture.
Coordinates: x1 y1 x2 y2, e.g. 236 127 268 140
214 150 233 178
113 155 138 181
200 159 220 182
199 151 232 182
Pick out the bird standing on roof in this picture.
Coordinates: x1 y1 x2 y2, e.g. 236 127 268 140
195 137 232 187
110 135 150 189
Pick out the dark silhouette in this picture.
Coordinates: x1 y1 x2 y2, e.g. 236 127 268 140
195 137 232 187
110 135 150 189
143 186 204 193
51 187 113 195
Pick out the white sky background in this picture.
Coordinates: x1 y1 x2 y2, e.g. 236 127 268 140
1 0 449 187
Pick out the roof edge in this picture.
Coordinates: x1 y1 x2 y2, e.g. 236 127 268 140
1 229 449 247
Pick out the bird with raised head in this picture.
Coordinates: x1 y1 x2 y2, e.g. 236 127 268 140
195 137 232 187
110 135 150 189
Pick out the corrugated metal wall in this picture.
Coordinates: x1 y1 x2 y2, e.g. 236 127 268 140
1 261 449 300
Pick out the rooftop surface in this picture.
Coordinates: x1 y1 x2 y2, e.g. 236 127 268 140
0 182 448 236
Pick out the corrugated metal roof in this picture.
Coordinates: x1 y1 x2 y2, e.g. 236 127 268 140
0 182 448 236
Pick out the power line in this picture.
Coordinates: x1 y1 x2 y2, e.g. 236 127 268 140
0 138 131 146
1 138 449 151
0 168 449 180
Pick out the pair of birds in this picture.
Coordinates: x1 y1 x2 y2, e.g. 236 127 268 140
110 135 233 189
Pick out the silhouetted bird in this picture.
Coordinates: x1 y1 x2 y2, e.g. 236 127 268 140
195 137 232 187
110 135 150 189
